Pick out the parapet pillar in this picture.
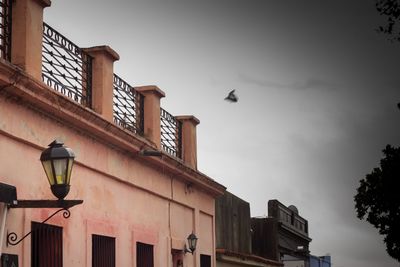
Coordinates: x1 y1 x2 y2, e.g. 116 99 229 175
84 46 120 122
176 115 200 170
11 0 51 80
135 86 165 149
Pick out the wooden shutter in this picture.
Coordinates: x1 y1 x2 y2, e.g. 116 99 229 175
200 254 211 267
136 242 154 267
31 222 63 267
92 234 116 267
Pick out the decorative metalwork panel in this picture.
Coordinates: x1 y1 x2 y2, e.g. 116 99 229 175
113 74 144 135
42 22 93 107
160 108 182 158
0 0 12 61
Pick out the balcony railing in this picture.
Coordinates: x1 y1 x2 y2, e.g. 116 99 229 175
39 23 182 158
160 108 182 158
113 74 144 135
42 22 93 107
0 0 12 61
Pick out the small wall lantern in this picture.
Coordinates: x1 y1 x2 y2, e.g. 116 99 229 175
184 232 198 254
40 140 75 199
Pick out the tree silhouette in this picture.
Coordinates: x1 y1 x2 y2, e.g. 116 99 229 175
375 0 400 41
354 145 400 261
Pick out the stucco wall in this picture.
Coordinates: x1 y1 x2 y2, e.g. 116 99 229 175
0 88 217 266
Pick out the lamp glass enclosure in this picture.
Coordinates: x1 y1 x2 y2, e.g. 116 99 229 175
41 158 74 185
42 160 55 185
40 140 75 199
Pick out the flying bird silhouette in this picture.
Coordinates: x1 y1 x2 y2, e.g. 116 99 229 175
225 90 238 103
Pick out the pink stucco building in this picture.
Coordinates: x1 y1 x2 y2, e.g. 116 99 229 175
0 0 225 266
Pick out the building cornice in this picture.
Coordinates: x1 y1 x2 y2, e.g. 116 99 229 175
0 60 226 197
279 223 312 242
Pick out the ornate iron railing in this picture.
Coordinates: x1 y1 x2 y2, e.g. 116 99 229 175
0 0 12 61
42 22 93 107
160 108 182 158
113 74 144 135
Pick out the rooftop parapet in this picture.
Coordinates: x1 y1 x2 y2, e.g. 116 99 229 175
268 199 309 237
1 0 214 189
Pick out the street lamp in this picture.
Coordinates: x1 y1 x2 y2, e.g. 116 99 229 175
40 140 75 199
0 139 83 248
184 232 198 254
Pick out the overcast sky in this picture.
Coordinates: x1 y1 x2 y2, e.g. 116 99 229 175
45 1 400 266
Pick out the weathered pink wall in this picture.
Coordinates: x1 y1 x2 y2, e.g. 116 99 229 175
0 92 219 266
0 0 225 265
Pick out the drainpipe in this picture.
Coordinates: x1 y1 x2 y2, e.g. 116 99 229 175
0 203 8 257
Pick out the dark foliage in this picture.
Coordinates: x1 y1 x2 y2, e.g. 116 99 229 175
375 0 400 41
354 145 400 261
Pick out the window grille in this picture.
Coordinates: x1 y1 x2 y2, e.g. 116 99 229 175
160 108 182 158
31 222 63 267
136 242 154 267
113 74 144 135
92 234 116 267
42 22 93 107
0 0 12 61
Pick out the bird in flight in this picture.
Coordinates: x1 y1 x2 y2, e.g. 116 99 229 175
225 90 238 103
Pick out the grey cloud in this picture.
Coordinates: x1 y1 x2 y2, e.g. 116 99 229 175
239 73 340 91
296 78 339 91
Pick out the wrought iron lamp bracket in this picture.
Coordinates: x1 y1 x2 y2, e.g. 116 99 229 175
6 199 83 247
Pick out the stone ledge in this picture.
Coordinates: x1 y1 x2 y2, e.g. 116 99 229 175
83 45 120 62
135 85 166 98
176 115 200 125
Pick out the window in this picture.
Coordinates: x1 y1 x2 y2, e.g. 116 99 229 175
92 234 115 267
200 254 211 267
31 222 63 267
136 242 154 267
